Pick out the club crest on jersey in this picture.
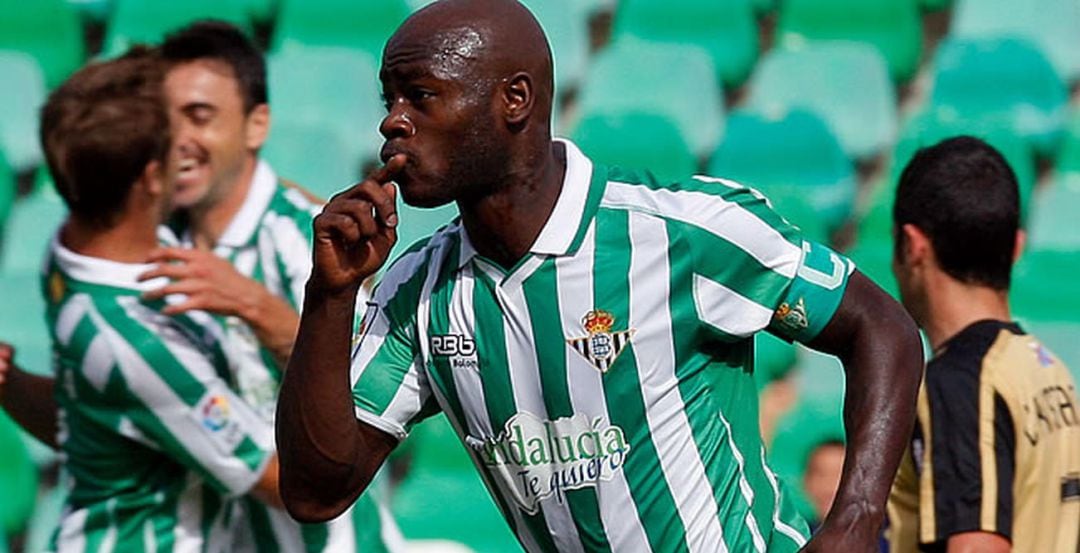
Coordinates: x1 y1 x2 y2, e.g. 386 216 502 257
773 297 809 333
567 310 634 373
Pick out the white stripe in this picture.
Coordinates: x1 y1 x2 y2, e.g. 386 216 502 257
378 497 408 553
378 355 431 438
557 222 653 552
98 499 118 552
717 412 766 552
601 181 801 279
692 274 774 338
143 516 157 553
173 475 204 553
81 335 113 393
263 212 314 305
760 447 809 548
56 506 88 553
56 295 89 346
94 301 270 496
627 211 728 553
497 275 586 553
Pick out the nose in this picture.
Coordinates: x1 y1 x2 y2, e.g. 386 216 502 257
380 104 415 140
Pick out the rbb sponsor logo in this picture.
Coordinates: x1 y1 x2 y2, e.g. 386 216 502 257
431 334 476 357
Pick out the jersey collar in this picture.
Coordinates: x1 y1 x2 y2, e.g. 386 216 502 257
50 233 170 292
456 138 604 268
210 159 278 249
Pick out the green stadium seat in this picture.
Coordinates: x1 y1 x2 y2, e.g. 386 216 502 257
1027 175 1080 252
1012 250 1080 322
263 121 360 201
709 110 855 238
612 0 759 89
66 0 113 22
0 179 66 274
571 111 698 183
746 42 898 160
102 0 252 57
755 332 797 389
920 0 953 12
928 37 1068 158
0 0 84 88
0 51 47 173
951 0 1080 83
776 0 923 83
391 203 458 265
1055 112 1080 173
520 0 590 96
575 37 724 158
393 415 519 552
0 149 15 240
0 412 36 537
267 46 385 173
270 0 411 62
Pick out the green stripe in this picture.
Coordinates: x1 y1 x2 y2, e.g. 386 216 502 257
566 162 609 254
472 269 561 553
665 221 776 550
593 208 689 553
244 500 282 553
199 485 225 551
524 259 613 552
81 501 112 552
678 223 794 309
343 492 388 553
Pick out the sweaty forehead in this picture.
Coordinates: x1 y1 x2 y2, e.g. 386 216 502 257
382 25 490 82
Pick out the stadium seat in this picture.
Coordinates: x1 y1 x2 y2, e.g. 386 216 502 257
708 110 855 238
612 0 759 89
575 37 724 158
0 177 67 274
920 0 953 12
746 42 898 160
102 0 252 57
0 52 47 173
1012 250 1080 322
927 37 1069 158
520 0 590 96
391 203 459 265
270 0 412 62
755 332 797 389
393 415 520 552
263 121 361 201
0 0 84 88
65 0 113 22
0 412 36 537
0 148 16 239
776 0 922 83
1055 112 1080 173
267 46 385 176
571 111 698 182
951 0 1080 83
1027 176 1080 252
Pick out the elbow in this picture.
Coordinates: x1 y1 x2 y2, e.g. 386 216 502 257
281 487 351 523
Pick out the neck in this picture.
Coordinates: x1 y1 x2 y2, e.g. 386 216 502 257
921 273 1012 351
61 214 160 264
458 140 566 268
187 156 258 250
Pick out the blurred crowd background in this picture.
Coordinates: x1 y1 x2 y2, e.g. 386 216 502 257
1 0 1078 551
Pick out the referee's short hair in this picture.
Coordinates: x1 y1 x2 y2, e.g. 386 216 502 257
894 136 1020 291
40 47 168 229
161 20 267 113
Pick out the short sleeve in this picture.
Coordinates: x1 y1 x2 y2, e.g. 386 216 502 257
680 176 852 343
350 253 440 441
103 320 275 498
918 363 1016 545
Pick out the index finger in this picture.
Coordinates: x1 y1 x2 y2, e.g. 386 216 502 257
146 247 197 264
341 154 405 228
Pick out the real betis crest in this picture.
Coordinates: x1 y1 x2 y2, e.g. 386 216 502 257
567 310 635 373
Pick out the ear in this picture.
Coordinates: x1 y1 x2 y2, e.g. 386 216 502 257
899 223 933 267
1013 229 1026 263
245 103 270 150
140 160 166 197
502 72 534 125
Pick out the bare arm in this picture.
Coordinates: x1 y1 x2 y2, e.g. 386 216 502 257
947 532 1011 553
0 343 59 449
276 156 405 523
140 248 300 367
800 271 924 552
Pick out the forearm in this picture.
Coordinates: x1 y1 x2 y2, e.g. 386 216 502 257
275 284 379 521
2 368 59 449
830 306 922 527
241 289 300 368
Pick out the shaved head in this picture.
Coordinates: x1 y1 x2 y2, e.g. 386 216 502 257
378 0 557 208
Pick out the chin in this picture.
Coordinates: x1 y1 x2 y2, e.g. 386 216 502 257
397 179 453 209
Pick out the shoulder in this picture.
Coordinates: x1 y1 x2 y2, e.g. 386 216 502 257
925 321 1010 395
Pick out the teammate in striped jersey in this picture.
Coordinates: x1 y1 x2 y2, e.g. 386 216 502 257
277 2 924 552
36 48 283 553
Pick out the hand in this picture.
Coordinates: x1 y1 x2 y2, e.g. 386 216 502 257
0 342 12 400
139 247 272 319
308 155 404 295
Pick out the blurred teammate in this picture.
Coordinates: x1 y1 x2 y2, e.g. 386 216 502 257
36 48 283 552
886 136 1080 552
275 1 923 551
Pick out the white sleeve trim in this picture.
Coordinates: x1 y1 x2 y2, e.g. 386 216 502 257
354 407 409 442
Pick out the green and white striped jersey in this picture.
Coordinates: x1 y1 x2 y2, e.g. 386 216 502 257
45 237 274 553
173 160 401 553
351 140 855 553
